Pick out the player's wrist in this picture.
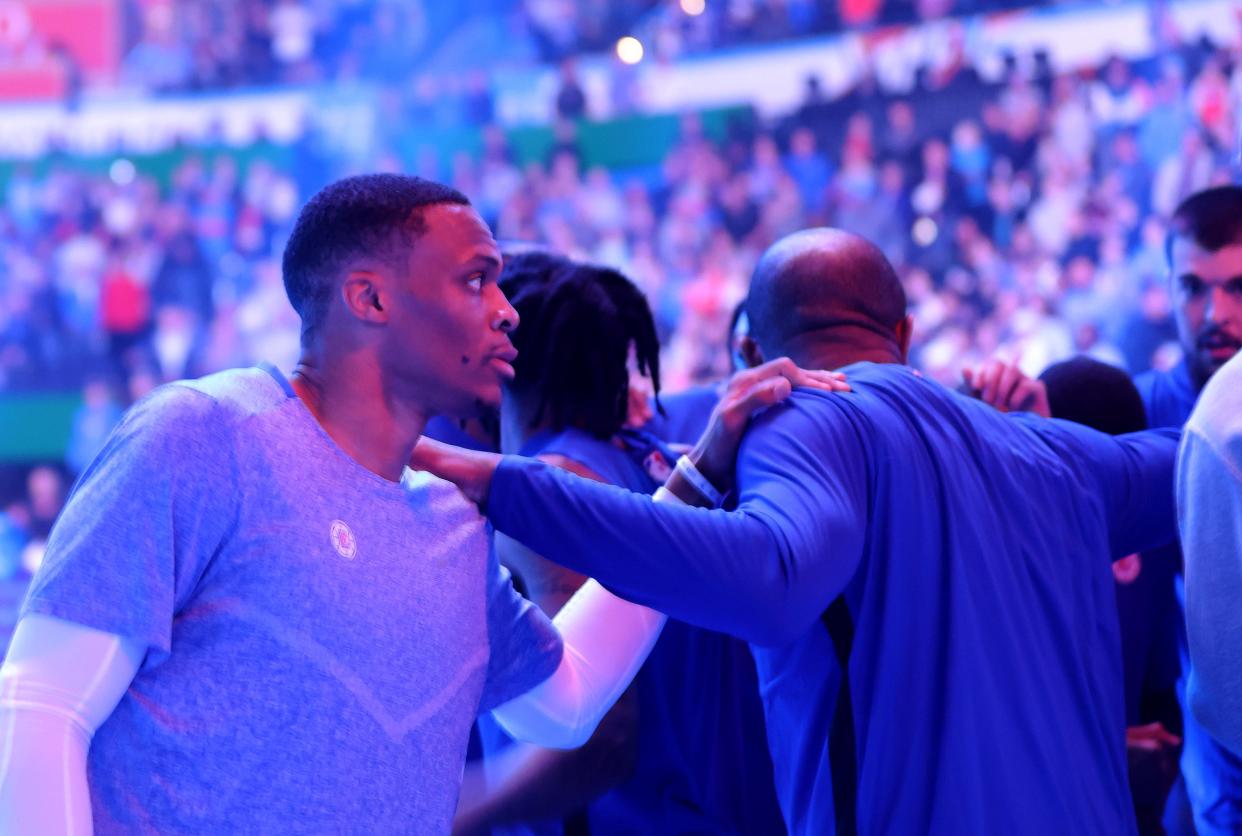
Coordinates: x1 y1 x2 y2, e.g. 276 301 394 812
673 454 726 507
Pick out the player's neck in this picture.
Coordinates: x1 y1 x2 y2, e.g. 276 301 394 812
291 353 429 483
790 339 904 373
778 325 906 373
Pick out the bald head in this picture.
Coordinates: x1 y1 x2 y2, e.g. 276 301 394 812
746 228 908 361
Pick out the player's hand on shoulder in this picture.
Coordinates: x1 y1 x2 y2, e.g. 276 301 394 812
962 357 1051 418
409 437 501 506
689 357 849 494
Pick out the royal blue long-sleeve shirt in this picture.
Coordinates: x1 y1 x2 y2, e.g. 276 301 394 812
488 363 1178 835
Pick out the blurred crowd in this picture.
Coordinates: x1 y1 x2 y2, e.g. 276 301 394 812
0 12 1240 606
114 0 442 92
106 0 1071 95
523 0 1063 61
12 28 1239 391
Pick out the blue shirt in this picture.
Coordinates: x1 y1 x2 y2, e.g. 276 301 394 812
1135 360 1198 430
486 363 1177 835
482 426 784 834
23 367 562 834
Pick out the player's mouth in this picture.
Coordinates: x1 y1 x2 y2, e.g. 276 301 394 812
1200 334 1242 362
487 346 518 380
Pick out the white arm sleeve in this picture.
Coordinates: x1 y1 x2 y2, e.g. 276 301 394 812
490 486 683 749
0 614 144 836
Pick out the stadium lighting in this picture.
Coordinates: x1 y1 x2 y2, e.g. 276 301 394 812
616 36 645 65
681 0 706 15
109 159 136 186
912 216 938 247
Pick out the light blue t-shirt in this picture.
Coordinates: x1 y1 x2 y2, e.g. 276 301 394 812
1180 351 1242 757
1137 360 1242 835
22 366 563 834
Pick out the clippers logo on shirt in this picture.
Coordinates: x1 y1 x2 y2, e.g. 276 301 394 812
330 520 357 560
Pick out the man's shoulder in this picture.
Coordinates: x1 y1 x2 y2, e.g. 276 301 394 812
402 467 490 532
119 367 285 450
177 366 289 418
1189 355 1242 455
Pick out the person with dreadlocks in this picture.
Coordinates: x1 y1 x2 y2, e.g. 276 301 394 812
453 252 784 835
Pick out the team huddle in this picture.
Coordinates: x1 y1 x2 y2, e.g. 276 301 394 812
0 174 1239 835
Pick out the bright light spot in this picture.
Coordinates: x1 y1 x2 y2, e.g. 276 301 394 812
912 216 938 247
681 0 706 15
109 158 136 186
616 36 644 65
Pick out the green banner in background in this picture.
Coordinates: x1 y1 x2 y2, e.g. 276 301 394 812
0 393 80 463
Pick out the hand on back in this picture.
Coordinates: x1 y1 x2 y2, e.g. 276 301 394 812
962 358 1051 418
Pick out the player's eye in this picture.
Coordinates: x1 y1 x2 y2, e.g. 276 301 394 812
466 274 483 292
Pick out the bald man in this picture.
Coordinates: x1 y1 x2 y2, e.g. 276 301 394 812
414 228 1179 835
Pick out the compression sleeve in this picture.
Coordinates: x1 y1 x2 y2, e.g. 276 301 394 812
0 614 144 835
486 393 868 647
489 487 684 749
491 579 666 749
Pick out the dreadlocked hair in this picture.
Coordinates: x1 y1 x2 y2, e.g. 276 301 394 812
500 254 663 439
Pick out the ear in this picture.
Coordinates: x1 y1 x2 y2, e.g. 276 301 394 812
894 314 914 363
341 271 388 324
740 335 766 369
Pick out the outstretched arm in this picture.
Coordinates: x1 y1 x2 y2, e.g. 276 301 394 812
485 396 868 646
0 615 144 835
413 361 864 648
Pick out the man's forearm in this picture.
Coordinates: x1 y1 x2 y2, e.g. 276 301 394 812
487 456 816 646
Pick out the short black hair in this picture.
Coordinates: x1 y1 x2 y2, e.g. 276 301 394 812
1039 356 1147 435
1165 184 1242 267
501 253 662 439
747 228 907 353
281 173 470 343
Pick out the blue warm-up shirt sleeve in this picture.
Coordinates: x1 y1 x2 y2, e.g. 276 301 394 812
1091 428 1179 557
1025 420 1179 558
486 393 869 646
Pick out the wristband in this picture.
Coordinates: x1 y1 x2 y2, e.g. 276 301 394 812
674 455 725 507
652 485 686 505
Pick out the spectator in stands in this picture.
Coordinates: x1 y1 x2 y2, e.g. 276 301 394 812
555 58 588 120
64 380 123 478
120 4 193 92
